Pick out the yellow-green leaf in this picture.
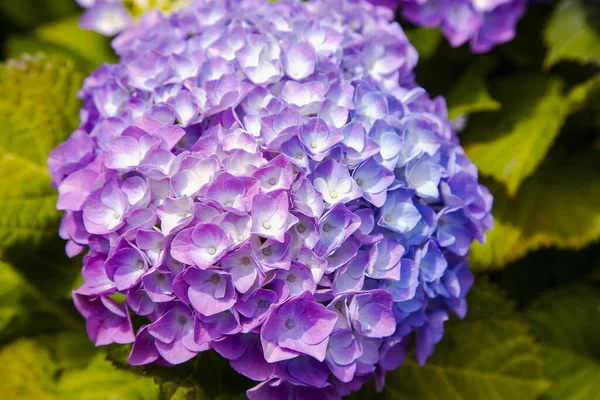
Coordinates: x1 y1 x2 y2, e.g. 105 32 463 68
0 332 159 400
470 152 600 270
461 74 568 196
33 16 117 67
544 0 600 67
0 54 83 247
567 74 600 114
123 0 192 17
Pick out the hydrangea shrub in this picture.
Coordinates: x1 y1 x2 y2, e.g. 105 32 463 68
49 0 492 398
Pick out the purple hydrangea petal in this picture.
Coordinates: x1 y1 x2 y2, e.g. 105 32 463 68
128 325 160 366
283 41 317 81
213 334 275 381
313 160 363 206
261 292 337 362
174 268 237 316
73 294 135 346
148 303 201 364
105 244 148 291
325 329 363 382
171 223 231 268
349 290 396 338
251 192 299 242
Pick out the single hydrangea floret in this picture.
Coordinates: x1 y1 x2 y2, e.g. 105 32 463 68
51 0 492 398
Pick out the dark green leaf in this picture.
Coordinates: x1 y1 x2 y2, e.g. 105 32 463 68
446 56 501 119
496 244 600 308
0 0 77 29
413 44 474 99
405 28 442 61
5 17 117 70
107 347 254 400
0 259 80 345
498 5 550 68
527 285 600 400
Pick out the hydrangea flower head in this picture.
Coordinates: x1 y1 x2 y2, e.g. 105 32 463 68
51 0 492 398
380 0 527 52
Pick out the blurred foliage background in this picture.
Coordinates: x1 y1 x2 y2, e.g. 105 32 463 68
0 0 599 399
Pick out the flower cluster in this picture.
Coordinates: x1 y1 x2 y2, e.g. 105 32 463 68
77 0 132 36
76 0 529 54
380 0 527 53
51 0 492 398
77 0 191 35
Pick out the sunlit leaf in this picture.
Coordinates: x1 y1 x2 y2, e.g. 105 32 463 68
461 74 569 196
0 331 159 400
0 54 83 247
470 151 600 269
544 0 600 67
371 281 552 399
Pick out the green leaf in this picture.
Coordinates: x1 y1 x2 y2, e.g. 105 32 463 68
147 351 252 399
0 261 27 340
0 55 85 343
31 17 117 67
0 331 160 400
379 281 551 400
461 74 568 196
0 337 58 399
123 0 192 18
566 73 600 114
107 346 253 400
0 260 63 344
0 54 83 247
0 242 83 344
0 0 77 29
497 245 600 308
544 0 600 68
527 285 600 400
499 6 550 68
405 28 442 61
59 354 160 400
470 151 600 269
6 17 117 71
446 56 501 119
412 41 472 98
